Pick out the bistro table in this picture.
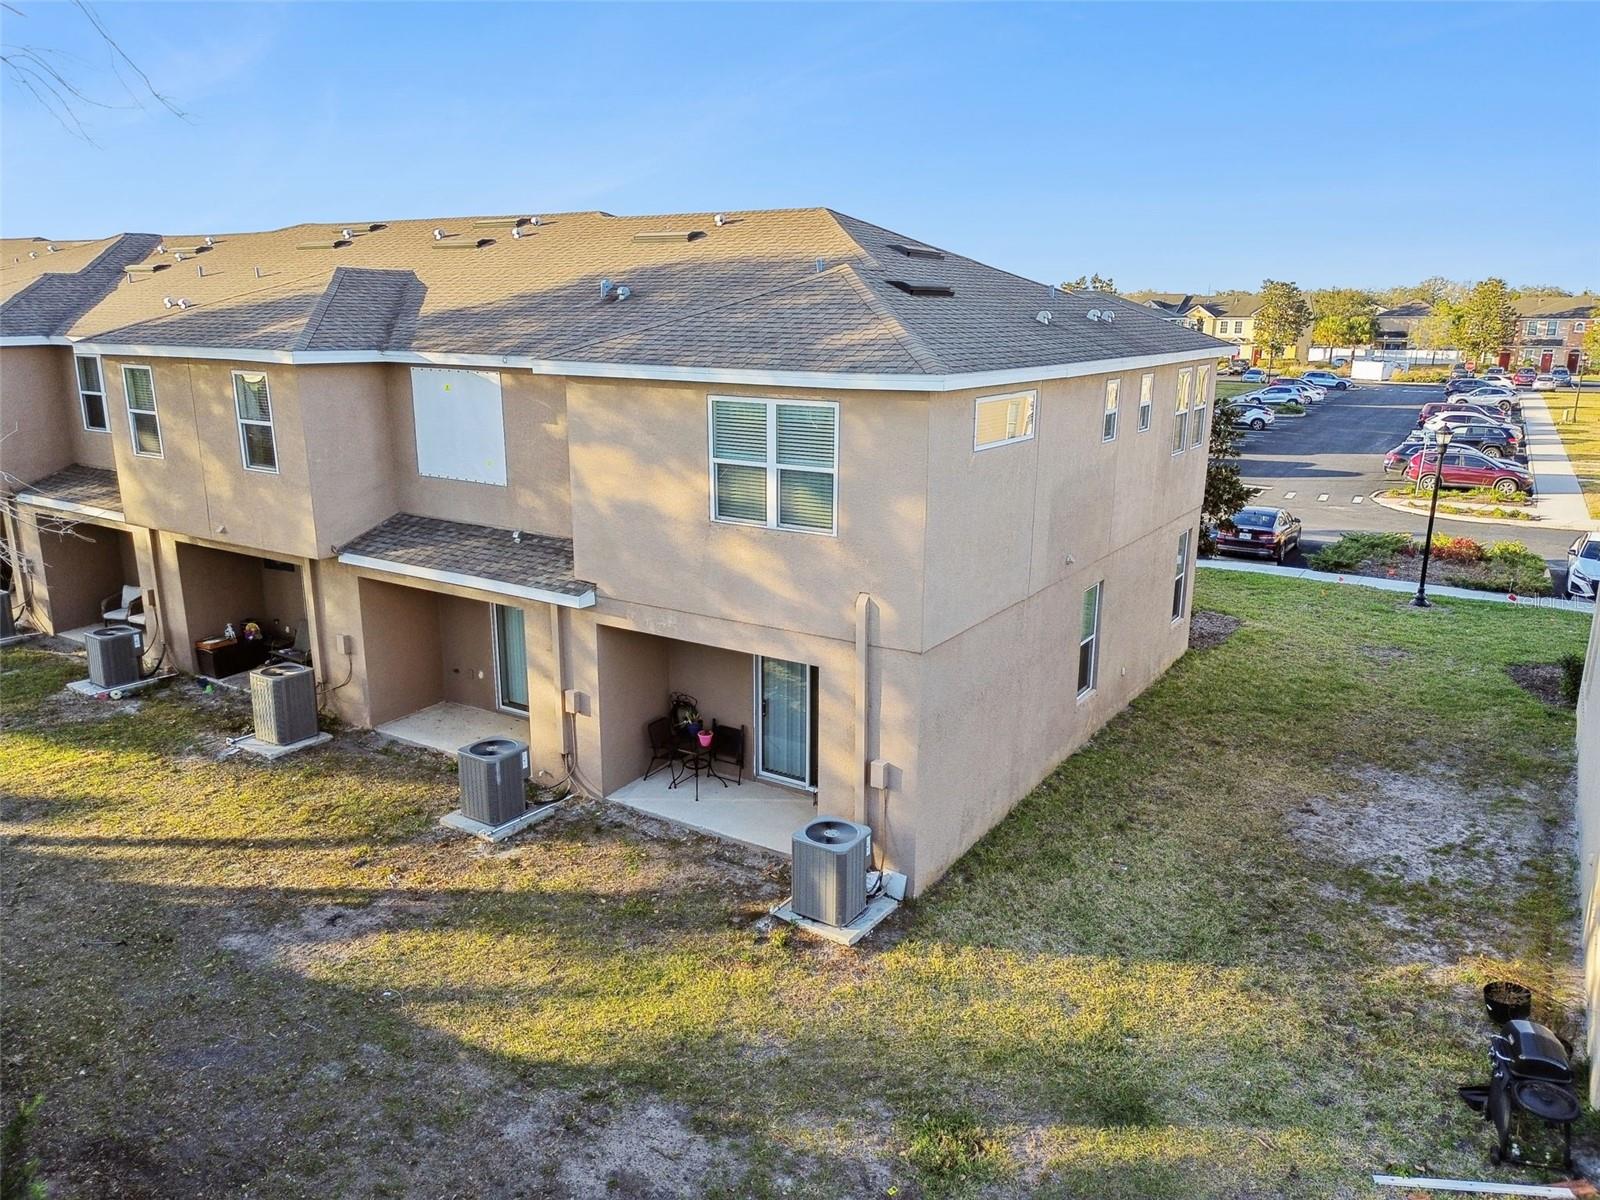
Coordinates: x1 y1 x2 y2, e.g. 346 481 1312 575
669 735 729 801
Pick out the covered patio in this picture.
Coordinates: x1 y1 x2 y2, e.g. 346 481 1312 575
608 772 813 855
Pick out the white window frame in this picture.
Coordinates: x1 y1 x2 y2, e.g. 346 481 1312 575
1172 367 1193 455
232 370 279 475
708 395 839 536
1576 321 1587 333
1077 581 1102 700
1102 378 1120 443
122 364 163 459
1192 365 1209 448
972 389 1037 452
1172 529 1191 623
75 354 109 433
1138 373 1153 432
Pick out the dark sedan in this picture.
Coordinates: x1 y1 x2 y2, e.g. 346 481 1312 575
1431 421 1522 459
1214 506 1302 563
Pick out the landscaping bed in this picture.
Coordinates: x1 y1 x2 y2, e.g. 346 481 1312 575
1379 486 1538 521
1308 530 1554 594
1 573 1591 1199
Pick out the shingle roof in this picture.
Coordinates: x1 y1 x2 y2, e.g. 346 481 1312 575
339 513 592 601
57 209 1226 375
15 464 123 513
0 234 161 336
1514 295 1598 319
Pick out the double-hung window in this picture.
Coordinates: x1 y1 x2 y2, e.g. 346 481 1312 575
1547 319 1560 337
1172 530 1191 621
1102 379 1120 442
1192 365 1210 448
122 365 162 458
1138 373 1153 432
973 390 1036 451
75 355 108 432
1078 582 1102 697
1171 367 1193 454
233 371 278 473
709 396 838 534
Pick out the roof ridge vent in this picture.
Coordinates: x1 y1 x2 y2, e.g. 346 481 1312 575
632 230 705 243
297 238 352 251
474 216 531 229
887 279 955 298
431 237 493 250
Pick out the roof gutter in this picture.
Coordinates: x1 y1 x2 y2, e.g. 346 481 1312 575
23 338 1229 393
336 551 596 609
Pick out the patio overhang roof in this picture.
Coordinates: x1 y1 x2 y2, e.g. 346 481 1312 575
338 513 595 609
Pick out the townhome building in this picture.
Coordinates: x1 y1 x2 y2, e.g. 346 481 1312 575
1142 293 1312 364
0 209 1226 896
1507 295 1596 373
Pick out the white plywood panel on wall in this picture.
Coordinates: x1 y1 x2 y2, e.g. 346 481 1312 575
411 367 507 485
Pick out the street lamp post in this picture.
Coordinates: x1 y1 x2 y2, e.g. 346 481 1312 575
1411 428 1454 608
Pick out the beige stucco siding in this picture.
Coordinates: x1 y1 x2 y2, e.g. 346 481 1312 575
386 366 573 538
566 378 928 654
298 364 399 552
103 357 318 559
0 345 116 484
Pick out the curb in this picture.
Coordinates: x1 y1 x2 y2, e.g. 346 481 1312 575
1366 490 1545 527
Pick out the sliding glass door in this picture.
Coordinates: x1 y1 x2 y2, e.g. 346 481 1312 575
757 656 812 786
493 604 528 713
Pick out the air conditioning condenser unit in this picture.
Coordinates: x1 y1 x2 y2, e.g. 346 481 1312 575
249 663 318 745
84 625 142 689
458 737 530 826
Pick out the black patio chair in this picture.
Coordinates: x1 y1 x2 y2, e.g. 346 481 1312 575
709 722 746 786
644 717 684 780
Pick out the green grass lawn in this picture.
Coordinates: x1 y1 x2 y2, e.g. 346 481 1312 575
1216 379 1254 403
1548 383 1600 517
1 573 1592 1198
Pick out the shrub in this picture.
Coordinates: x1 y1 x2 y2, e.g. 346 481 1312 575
1393 366 1454 383
1 1096 46 1200
1308 531 1412 572
1560 652 1586 705
1487 540 1529 561
1429 534 1485 564
1278 401 1306 414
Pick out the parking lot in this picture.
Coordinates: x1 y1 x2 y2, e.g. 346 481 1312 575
1228 381 1588 588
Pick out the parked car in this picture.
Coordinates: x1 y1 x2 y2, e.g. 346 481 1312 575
1223 402 1275 431
1383 432 1430 474
1450 364 1472 378
1445 376 1492 397
1214 506 1302 563
1415 400 1511 427
1270 378 1325 402
1551 366 1572 385
1237 385 1310 408
1423 410 1521 437
1219 360 1248 376
1512 368 1537 387
1300 370 1350 390
1240 367 1268 383
1450 385 1522 416
1402 446 1535 497
1483 367 1510 385
1567 533 1600 601
1423 420 1521 459
1532 373 1557 391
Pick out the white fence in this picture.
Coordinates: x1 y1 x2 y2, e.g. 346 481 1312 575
1310 346 1463 366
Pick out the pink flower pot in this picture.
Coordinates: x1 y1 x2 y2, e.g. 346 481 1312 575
696 730 713 749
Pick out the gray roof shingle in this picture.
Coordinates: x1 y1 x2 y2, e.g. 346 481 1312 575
57 209 1227 375
0 234 162 337
340 513 593 602
16 464 123 511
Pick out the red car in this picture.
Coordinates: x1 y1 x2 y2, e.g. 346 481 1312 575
1512 368 1537 387
1402 446 1535 497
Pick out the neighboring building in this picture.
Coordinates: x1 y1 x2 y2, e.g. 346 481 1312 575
1374 300 1432 352
0 209 1226 896
1506 295 1596 372
1142 293 1313 364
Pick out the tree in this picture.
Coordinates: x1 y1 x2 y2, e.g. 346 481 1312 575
1455 278 1519 366
1408 300 1463 359
1310 288 1379 357
1064 274 1117 293
1200 400 1252 556
1252 280 1311 375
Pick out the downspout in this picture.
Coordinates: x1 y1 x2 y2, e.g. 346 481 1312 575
854 592 872 827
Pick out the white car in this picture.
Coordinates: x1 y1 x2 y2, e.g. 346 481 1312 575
1224 402 1276 431
1276 380 1325 403
1238 385 1310 408
1532 373 1557 391
1568 533 1600 601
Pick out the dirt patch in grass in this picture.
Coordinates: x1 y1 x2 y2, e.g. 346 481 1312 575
1358 644 1412 665
1507 662 1574 708
1187 609 1242 649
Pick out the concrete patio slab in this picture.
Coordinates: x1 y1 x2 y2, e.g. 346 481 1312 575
376 701 529 757
608 772 814 855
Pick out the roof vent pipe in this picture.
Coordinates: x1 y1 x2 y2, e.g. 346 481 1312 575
174 251 185 262
46 244 57 252
176 298 190 309
204 236 214 246
512 226 524 239
253 266 262 279
600 278 613 298
815 258 826 273
156 243 166 254
196 264 204 277
530 215 540 226
714 213 727 227
614 285 631 302
1037 310 1053 325
341 228 353 239
163 296 175 309
432 227 445 241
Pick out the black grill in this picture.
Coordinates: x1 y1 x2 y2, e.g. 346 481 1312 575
1459 1010 1579 1170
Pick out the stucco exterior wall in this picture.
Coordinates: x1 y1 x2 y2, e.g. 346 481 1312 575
298 364 399 552
386 366 573 538
15 518 134 632
103 357 319 559
0 346 76 485
1575 609 1600 1104
566 378 929 654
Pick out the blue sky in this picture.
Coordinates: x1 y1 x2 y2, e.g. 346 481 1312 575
3 2 1595 292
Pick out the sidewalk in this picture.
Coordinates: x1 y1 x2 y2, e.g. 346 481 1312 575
1520 391 1599 531
1198 557 1595 612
